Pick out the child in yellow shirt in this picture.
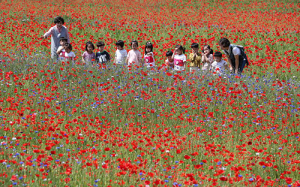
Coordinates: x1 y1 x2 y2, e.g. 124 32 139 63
188 43 201 73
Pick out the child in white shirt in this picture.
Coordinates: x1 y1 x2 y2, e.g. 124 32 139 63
57 37 68 61
164 51 174 70
211 51 228 74
60 43 75 63
114 40 127 65
171 45 186 72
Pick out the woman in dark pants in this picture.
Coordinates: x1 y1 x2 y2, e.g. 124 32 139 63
218 38 247 75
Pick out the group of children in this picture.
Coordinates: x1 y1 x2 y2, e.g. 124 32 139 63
43 16 232 74
54 37 229 74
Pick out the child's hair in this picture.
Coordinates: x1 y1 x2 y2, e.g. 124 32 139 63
175 45 185 54
116 40 124 48
130 40 138 48
54 16 65 24
59 37 68 42
202 45 214 54
191 43 199 48
144 42 153 54
96 41 105 47
213 51 222 58
218 38 230 48
166 51 173 57
64 43 72 51
85 41 95 51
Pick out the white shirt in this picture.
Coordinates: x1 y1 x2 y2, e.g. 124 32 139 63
60 51 75 61
58 47 65 61
211 60 227 73
225 45 241 56
115 49 127 64
174 54 186 71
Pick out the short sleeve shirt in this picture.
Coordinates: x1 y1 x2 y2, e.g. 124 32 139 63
96 51 110 64
144 52 155 67
225 45 241 56
60 51 75 61
174 54 186 66
127 49 142 65
211 60 227 73
115 49 127 64
82 51 96 62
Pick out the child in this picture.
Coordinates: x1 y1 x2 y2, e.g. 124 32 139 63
164 51 174 70
114 40 127 65
172 45 186 72
188 43 201 72
95 41 110 64
57 37 68 54
211 51 228 74
82 41 96 65
56 37 68 61
144 42 155 68
42 16 70 60
126 40 142 68
60 43 75 62
201 45 214 71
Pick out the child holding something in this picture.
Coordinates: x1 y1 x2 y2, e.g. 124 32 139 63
172 45 186 72
211 51 228 74
188 43 201 72
114 40 127 65
57 37 68 61
59 43 75 62
96 41 111 64
164 51 174 70
126 40 142 68
43 16 70 60
82 41 96 65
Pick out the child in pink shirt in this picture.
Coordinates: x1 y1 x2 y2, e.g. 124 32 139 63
126 40 142 69
82 41 96 66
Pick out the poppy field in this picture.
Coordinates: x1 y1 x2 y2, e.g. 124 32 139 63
0 0 300 186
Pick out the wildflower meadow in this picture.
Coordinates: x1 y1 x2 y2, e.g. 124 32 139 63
0 0 299 186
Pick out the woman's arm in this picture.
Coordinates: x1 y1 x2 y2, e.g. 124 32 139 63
43 27 53 38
